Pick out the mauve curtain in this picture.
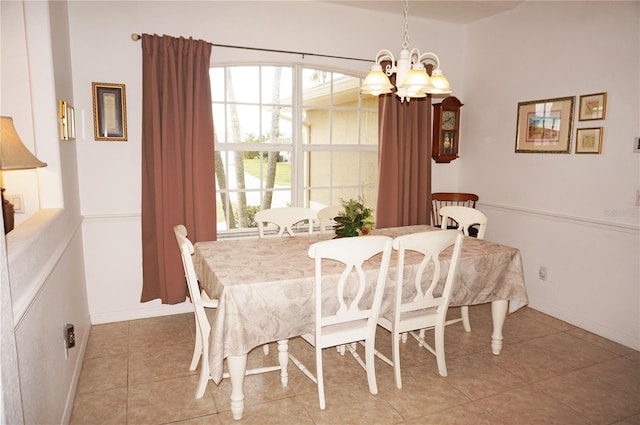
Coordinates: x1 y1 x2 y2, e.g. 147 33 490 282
140 34 217 304
375 90 432 228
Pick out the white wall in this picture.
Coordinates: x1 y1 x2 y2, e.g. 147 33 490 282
461 1 639 348
67 1 639 349
68 0 466 323
1 1 91 423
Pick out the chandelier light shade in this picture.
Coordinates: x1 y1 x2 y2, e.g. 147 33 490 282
361 0 452 102
0 116 47 233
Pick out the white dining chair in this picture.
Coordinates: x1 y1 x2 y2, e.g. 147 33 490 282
376 230 464 388
288 235 393 409
439 205 488 331
174 225 284 398
254 207 318 238
317 205 343 234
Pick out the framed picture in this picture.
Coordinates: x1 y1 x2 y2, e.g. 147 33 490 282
57 100 76 141
578 92 606 121
92 82 127 141
575 127 603 154
515 96 575 153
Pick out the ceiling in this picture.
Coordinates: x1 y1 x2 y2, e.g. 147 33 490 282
324 1 525 24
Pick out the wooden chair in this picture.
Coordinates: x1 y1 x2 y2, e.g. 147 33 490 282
289 235 393 409
439 205 488 332
376 230 464 387
254 207 317 238
317 205 343 234
173 225 283 398
430 192 479 231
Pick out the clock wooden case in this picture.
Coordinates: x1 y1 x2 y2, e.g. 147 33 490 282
432 96 463 163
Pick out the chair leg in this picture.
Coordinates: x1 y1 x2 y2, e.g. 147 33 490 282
434 322 448 377
461 306 471 332
195 330 210 398
365 338 378 396
277 340 289 387
190 317 202 371
263 343 269 355
392 332 402 389
316 345 326 410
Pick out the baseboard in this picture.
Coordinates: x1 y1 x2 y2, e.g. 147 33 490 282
90 302 194 324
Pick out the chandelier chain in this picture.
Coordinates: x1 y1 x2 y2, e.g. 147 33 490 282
402 0 409 50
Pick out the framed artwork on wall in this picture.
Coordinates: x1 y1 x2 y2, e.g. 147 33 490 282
92 82 128 141
515 96 575 153
575 127 603 154
578 92 606 121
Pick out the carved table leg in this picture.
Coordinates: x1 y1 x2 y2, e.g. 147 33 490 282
227 354 247 420
491 300 508 355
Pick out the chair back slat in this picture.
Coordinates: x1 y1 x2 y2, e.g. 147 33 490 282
431 192 479 228
439 205 488 240
255 207 318 237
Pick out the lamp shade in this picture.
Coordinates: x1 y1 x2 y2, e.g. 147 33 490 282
0 116 47 170
361 64 394 96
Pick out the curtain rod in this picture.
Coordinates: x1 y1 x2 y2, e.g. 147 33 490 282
130 33 373 63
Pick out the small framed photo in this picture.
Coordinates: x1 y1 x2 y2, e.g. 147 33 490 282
575 127 603 154
92 82 127 141
578 92 606 121
57 100 76 141
515 96 575 153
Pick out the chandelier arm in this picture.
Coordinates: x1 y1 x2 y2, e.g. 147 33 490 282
417 52 441 68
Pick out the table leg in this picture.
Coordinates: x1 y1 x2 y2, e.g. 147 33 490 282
490 300 508 355
277 340 289 386
227 354 247 420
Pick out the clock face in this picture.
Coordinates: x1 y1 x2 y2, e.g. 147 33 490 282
442 110 457 130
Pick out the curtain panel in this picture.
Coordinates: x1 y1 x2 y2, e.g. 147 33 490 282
375 92 432 228
140 34 216 304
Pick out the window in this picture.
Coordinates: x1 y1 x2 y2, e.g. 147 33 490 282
210 65 378 234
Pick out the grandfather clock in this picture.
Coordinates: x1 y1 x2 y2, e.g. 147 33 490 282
432 96 463 163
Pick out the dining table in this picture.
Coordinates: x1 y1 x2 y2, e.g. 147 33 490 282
193 224 528 420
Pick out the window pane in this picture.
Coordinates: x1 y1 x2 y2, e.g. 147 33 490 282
261 66 293 105
304 108 329 144
227 66 259 104
308 151 331 187
333 151 359 186
360 109 378 145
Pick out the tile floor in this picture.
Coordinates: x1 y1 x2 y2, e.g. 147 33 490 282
70 304 640 425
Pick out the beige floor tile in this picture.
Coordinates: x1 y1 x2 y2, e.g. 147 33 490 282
127 375 217 424
378 365 471 421
490 338 576 382
76 353 128 394
473 385 597 425
566 327 637 356
129 314 194 350
295 379 403 425
582 356 640 395
522 331 619 369
128 341 196 385
217 397 314 425
533 369 640 424
84 321 129 359
442 351 526 400
401 402 509 425
69 387 127 425
71 308 640 425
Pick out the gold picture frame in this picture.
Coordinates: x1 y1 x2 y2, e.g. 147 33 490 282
515 96 575 153
92 82 127 141
575 127 603 154
578 92 606 121
58 100 76 141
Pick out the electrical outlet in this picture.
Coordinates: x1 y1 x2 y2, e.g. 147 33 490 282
634 137 640 153
65 324 75 349
538 266 548 281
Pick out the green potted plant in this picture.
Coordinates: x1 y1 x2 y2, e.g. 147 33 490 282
333 198 375 238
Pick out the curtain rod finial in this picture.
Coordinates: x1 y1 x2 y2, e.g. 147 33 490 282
131 33 141 41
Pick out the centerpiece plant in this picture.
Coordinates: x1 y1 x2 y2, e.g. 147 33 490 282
333 197 375 238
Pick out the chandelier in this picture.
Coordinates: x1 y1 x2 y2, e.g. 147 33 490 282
361 0 452 102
